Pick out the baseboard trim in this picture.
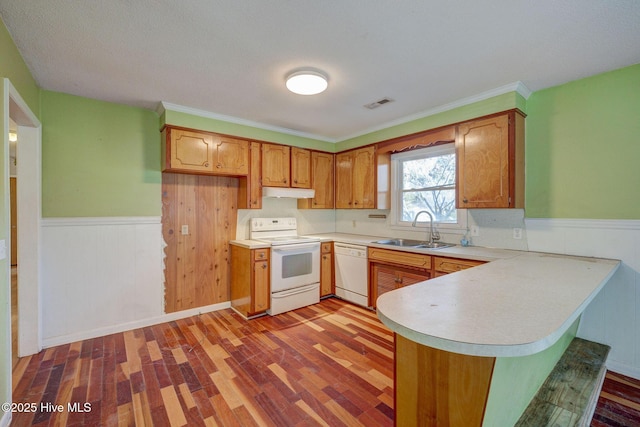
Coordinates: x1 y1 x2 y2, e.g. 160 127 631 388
42 301 231 348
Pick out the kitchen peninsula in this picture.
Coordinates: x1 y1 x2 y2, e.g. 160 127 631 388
375 250 619 426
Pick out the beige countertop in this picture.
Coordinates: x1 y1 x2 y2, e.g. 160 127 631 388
376 251 619 357
231 232 620 357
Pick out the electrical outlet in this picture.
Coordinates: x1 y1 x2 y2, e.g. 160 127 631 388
181 225 189 235
471 226 480 236
513 228 523 239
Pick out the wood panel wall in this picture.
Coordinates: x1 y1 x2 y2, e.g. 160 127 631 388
162 173 239 313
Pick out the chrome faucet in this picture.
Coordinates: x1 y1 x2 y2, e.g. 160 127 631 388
412 211 440 244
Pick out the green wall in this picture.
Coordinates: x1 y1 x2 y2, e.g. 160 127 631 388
483 319 579 426
525 63 640 219
0 17 40 116
41 91 161 217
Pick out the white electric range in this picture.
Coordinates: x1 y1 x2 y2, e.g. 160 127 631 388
250 217 321 315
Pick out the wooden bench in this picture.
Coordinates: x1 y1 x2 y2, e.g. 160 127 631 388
516 337 610 427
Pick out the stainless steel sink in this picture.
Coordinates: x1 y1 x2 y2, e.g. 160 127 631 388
373 239 455 249
373 238 424 247
414 242 455 249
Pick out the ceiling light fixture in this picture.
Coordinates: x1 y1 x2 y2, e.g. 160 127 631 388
8 132 17 142
285 69 328 95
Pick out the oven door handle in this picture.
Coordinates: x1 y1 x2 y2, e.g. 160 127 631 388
272 283 318 298
271 243 320 253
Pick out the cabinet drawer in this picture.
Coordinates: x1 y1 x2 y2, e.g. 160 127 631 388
253 249 269 261
434 257 484 274
368 247 431 269
321 242 332 254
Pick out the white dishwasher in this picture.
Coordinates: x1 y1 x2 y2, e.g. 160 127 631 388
334 243 369 307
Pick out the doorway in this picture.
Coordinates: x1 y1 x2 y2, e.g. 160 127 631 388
9 120 18 368
4 79 42 365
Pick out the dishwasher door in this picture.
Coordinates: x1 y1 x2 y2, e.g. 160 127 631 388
334 243 369 307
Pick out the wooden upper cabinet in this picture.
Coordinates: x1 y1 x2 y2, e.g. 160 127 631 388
238 141 262 209
335 152 354 208
164 128 214 173
456 110 525 208
213 135 250 175
336 146 375 209
298 151 335 209
162 126 249 176
261 143 291 187
291 147 311 188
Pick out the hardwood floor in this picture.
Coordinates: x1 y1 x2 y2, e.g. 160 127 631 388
11 298 394 427
10 297 640 426
592 371 640 426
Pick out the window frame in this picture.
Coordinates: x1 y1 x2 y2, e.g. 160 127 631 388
389 143 467 233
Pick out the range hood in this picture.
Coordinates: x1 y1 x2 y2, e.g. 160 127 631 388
262 187 315 199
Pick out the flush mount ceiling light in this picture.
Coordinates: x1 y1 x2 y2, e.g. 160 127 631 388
8 132 17 142
285 70 328 95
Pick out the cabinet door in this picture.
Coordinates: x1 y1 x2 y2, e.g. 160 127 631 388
233 141 261 209
312 152 335 208
253 259 270 313
291 147 311 188
212 136 249 176
456 114 510 208
320 247 334 297
168 129 214 173
397 270 429 287
372 264 399 304
335 152 353 208
352 147 375 208
262 143 291 187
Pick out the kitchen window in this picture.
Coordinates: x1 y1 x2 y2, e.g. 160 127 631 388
390 143 466 232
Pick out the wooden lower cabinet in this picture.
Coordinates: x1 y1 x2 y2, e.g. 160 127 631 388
320 242 334 297
230 245 270 317
371 263 429 307
396 334 495 426
434 256 485 277
369 247 431 307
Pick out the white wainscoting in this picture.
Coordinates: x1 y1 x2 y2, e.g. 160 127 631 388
41 217 167 346
526 218 640 379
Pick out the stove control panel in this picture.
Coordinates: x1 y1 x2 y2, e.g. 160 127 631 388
251 217 297 232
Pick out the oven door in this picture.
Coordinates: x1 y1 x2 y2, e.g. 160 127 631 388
270 242 320 293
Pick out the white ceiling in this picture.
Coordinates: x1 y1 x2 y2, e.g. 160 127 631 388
1 1 639 142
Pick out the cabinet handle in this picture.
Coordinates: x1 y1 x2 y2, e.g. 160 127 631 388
216 164 222 168
463 198 468 203
322 255 327 260
354 201 359 205
262 264 267 269
294 179 298 184
283 179 287 183
204 162 210 167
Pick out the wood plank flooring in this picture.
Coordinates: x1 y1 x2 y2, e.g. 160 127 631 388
10 297 640 426
592 371 640 426
11 298 394 427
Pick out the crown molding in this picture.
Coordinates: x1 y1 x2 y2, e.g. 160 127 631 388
157 101 337 143
338 81 532 142
157 81 532 144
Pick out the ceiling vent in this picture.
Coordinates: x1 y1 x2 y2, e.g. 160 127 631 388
364 97 394 110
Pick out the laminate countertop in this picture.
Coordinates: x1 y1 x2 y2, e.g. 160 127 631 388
375 251 618 357
233 232 620 357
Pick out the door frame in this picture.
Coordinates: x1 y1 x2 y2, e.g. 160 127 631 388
3 78 42 358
